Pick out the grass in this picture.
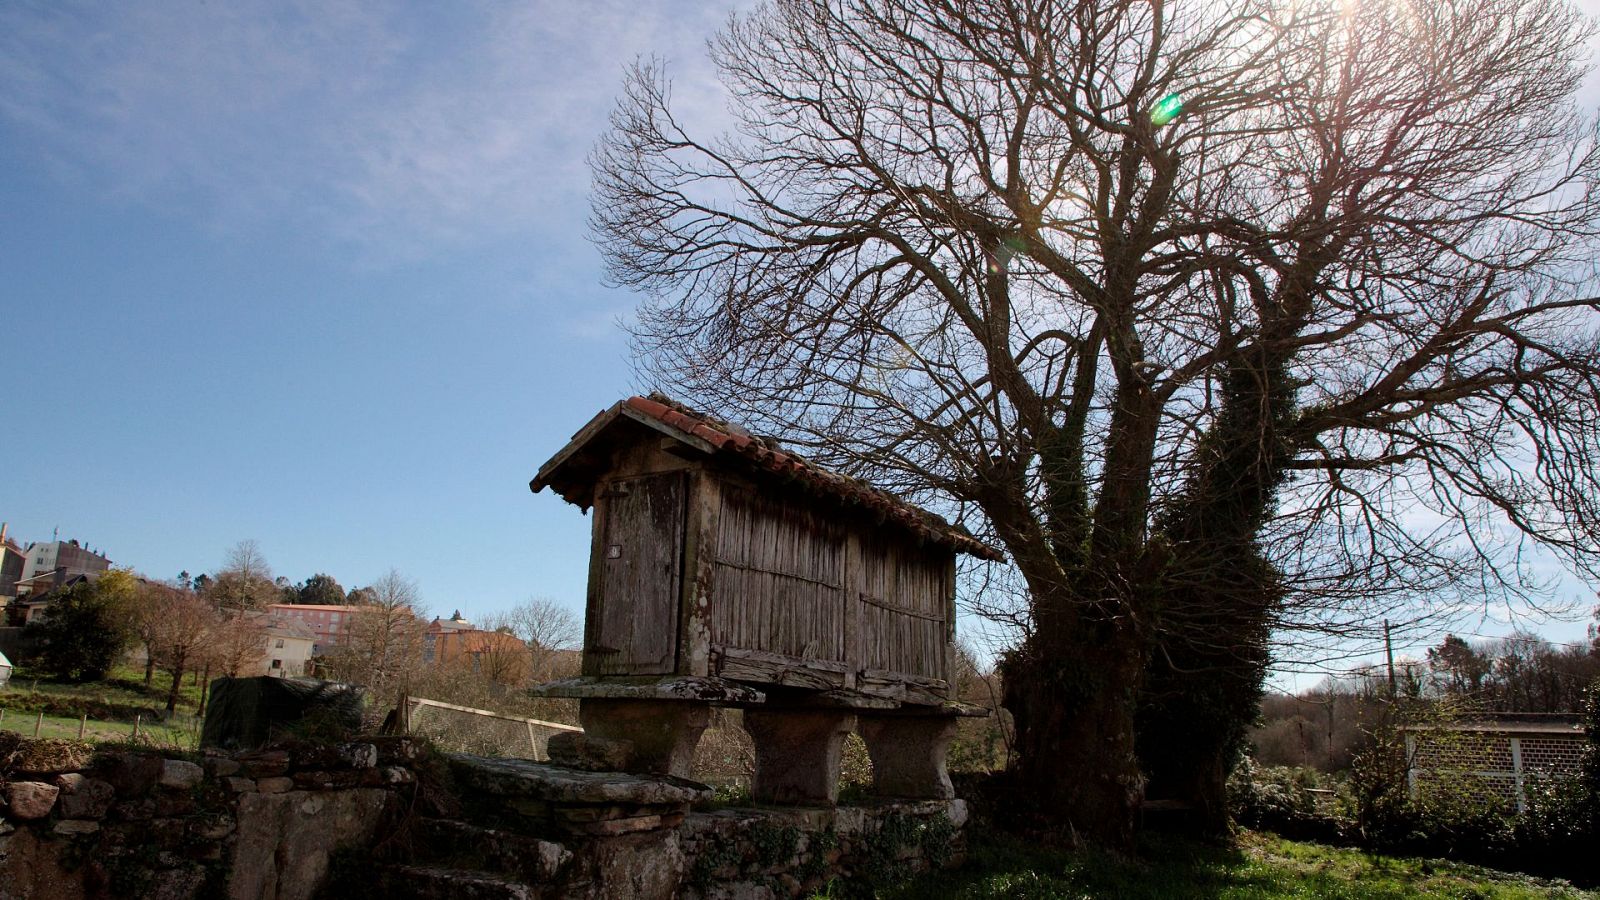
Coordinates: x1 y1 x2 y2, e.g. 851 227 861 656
0 709 196 746
0 664 206 750
878 830 1596 900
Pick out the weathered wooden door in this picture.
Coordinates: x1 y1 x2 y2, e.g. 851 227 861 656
593 472 684 674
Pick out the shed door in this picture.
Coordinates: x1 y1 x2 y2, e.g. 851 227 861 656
594 472 684 674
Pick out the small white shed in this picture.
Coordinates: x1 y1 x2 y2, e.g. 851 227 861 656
0 649 12 690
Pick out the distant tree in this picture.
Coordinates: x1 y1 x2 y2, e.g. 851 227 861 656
205 540 277 611
191 573 211 593
209 611 267 679
504 597 580 683
142 584 218 713
133 578 179 688
1426 635 1493 697
326 569 426 699
35 569 139 682
176 571 192 591
295 573 347 607
471 614 535 687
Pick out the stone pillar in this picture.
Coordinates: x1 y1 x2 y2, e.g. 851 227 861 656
743 709 857 806
858 715 959 800
578 699 710 779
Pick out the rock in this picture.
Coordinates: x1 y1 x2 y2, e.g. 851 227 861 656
109 798 156 822
418 819 573 882
3 736 94 776
159 759 205 790
0 828 89 899
51 820 100 836
229 789 389 900
57 778 115 820
5 782 60 820
587 830 684 900
239 750 290 778
291 769 363 790
447 754 710 806
91 753 165 798
547 732 634 771
53 773 85 792
224 777 257 793
338 743 377 770
381 866 534 900
568 813 668 836
146 865 208 900
189 815 235 840
203 756 242 778
369 736 425 766
154 793 197 817
256 777 293 794
377 767 415 786
147 818 192 850
946 798 969 828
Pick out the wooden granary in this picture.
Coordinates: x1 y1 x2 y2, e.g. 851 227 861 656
530 395 999 805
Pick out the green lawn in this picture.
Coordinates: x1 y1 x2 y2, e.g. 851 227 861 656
881 831 1594 900
0 665 205 750
0 710 196 748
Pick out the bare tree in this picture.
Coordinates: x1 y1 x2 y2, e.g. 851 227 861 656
140 583 219 714
592 0 1600 844
206 539 279 611
503 597 580 683
328 569 427 700
453 613 536 687
209 611 269 679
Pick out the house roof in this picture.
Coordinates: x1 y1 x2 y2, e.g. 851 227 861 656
531 394 1003 561
1403 713 1585 737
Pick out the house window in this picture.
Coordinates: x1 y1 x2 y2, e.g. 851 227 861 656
271 659 282 669
275 639 285 648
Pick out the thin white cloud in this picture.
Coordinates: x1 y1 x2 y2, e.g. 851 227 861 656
0 0 744 261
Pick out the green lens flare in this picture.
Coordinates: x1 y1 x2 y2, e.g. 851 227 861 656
1150 92 1184 127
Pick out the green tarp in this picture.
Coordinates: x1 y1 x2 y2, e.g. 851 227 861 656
200 676 364 750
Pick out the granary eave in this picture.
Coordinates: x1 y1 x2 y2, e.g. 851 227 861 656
530 400 718 507
530 395 1007 562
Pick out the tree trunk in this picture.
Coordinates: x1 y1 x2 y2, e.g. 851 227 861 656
1003 623 1146 850
166 663 185 714
1137 646 1263 838
197 664 211 714
143 650 155 689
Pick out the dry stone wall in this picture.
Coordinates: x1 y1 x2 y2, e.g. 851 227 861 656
0 735 968 899
0 733 421 900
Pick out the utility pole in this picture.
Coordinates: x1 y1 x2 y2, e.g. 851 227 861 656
1384 619 1397 698
1326 701 1335 771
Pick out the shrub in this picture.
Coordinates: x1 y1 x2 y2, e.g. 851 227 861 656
1227 759 1347 842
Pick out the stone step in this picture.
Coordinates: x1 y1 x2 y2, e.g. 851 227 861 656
415 818 572 882
383 865 538 900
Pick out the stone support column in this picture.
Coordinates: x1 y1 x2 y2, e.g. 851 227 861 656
858 715 959 800
578 699 709 779
743 709 857 806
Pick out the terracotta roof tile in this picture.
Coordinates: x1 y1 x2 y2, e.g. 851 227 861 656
621 395 1003 561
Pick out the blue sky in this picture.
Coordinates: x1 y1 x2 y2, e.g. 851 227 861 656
1 1 1597 676
0 0 744 622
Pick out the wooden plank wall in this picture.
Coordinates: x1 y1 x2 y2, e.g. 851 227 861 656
711 490 847 662
709 485 951 686
851 533 951 683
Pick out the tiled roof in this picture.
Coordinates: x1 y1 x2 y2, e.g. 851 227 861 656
534 394 1003 561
